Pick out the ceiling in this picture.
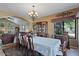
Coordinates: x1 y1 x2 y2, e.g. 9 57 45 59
0 3 79 19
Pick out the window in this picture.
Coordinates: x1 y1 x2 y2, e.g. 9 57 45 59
54 21 64 35
54 19 76 39
64 19 76 39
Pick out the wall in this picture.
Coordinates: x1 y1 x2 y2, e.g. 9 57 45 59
0 11 32 23
47 21 54 37
76 9 79 18
0 11 13 17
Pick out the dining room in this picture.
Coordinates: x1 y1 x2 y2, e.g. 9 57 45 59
0 3 79 56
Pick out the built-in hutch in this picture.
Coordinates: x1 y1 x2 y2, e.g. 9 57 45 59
34 21 48 37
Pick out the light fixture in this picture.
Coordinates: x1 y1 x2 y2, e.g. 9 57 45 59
28 5 38 34
28 5 38 21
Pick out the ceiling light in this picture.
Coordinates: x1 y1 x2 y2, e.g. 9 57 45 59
28 5 38 21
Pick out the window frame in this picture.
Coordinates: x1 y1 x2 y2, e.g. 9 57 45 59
63 19 76 39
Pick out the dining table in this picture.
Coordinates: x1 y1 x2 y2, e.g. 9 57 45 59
33 36 62 56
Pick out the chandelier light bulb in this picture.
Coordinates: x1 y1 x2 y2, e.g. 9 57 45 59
28 5 38 19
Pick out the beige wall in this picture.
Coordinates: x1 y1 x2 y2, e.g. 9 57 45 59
0 11 13 17
47 21 54 37
0 11 32 23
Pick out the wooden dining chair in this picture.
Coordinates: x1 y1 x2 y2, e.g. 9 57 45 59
54 32 69 56
60 32 69 56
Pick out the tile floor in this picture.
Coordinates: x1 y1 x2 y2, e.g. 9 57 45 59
0 49 5 56
67 48 79 56
0 48 79 56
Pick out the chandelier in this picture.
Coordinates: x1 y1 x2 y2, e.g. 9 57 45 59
28 5 38 21
28 5 38 36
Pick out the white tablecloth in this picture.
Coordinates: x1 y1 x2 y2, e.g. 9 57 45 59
33 36 62 56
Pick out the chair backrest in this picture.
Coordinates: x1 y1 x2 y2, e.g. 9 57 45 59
1 33 15 44
63 32 70 49
54 35 64 44
19 32 28 36
23 34 34 50
54 33 69 49
19 32 34 50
